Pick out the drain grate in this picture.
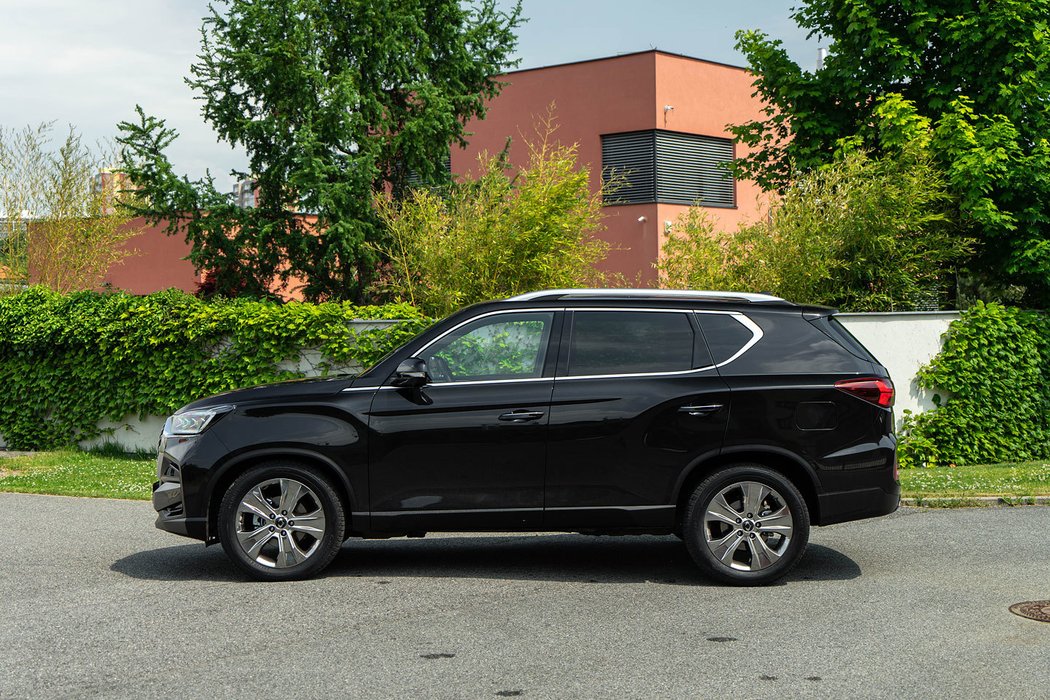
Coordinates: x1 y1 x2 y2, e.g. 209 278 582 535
1009 601 1050 623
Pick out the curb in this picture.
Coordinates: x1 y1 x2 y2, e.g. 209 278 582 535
902 496 1050 507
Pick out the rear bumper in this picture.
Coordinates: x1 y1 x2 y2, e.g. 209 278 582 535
816 481 900 526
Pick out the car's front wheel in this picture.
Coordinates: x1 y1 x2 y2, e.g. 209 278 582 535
683 464 809 586
218 461 345 581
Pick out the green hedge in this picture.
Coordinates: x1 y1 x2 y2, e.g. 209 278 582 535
0 288 430 450
899 302 1050 468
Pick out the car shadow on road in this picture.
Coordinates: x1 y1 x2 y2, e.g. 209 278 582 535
112 534 860 586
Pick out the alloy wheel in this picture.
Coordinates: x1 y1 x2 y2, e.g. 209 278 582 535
703 480 794 572
233 477 328 569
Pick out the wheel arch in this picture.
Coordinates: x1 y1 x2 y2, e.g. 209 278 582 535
205 448 359 542
673 446 821 531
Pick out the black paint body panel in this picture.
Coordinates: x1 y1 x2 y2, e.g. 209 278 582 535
152 296 899 543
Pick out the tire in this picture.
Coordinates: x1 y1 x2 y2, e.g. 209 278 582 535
218 461 346 581
682 464 809 586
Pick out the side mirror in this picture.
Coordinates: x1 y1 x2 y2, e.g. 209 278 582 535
391 357 430 388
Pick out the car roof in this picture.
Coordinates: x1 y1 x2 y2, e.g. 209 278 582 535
506 288 792 306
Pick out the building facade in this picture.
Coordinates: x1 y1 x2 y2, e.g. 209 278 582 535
455 50 768 284
97 50 767 295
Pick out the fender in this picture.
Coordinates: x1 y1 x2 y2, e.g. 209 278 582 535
204 446 363 538
672 444 822 508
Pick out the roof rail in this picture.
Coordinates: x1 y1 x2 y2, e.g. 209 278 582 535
507 288 787 303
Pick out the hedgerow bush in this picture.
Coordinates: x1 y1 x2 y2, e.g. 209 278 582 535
899 302 1050 467
0 287 429 450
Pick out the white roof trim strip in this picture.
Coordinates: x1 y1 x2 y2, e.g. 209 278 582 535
508 288 784 303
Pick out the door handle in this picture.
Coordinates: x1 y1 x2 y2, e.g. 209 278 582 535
679 404 724 417
498 410 545 422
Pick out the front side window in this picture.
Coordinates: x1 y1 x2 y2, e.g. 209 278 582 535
424 312 554 382
567 311 698 376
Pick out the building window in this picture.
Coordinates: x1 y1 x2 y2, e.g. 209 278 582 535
601 130 735 208
404 151 452 189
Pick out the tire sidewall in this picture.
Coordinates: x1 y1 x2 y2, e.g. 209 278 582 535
684 464 810 586
218 462 345 581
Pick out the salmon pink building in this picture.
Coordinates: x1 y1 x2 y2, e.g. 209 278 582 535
98 50 767 294
456 50 768 284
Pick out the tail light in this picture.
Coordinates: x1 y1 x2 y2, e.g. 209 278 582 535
835 377 895 408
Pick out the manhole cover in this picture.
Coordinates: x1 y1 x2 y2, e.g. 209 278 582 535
1009 601 1050 623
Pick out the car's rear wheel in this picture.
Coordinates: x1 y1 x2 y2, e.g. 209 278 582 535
218 461 345 581
683 464 809 586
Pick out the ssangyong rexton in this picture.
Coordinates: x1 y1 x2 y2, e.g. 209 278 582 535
152 289 899 585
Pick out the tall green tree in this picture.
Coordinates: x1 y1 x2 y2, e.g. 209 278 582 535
732 0 1050 306
118 0 522 301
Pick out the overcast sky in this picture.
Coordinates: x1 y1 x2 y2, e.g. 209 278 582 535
0 1 817 185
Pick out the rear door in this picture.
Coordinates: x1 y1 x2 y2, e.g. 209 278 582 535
544 308 731 530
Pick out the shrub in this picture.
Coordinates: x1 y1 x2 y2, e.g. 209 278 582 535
0 288 428 450
898 302 1050 467
373 118 609 317
659 143 971 311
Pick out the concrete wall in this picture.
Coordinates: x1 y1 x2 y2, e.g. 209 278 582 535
837 312 960 424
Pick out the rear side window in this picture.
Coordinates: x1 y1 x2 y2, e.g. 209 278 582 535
696 313 756 365
821 316 878 363
567 311 697 376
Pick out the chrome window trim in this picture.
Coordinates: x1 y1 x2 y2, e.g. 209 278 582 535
416 307 563 357
695 310 764 368
555 367 717 382
422 377 554 388
350 305 765 391
409 307 561 386
560 308 709 380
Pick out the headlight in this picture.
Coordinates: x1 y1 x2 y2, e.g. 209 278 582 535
163 405 235 436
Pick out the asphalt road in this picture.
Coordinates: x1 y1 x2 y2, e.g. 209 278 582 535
1 493 1048 699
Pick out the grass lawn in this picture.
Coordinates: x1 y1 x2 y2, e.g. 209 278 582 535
1 451 1049 504
898 460 1050 499
0 450 155 500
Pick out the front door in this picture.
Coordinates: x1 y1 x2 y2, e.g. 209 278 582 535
368 310 560 532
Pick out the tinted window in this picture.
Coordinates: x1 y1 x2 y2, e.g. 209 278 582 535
696 313 755 365
425 312 554 382
568 311 695 376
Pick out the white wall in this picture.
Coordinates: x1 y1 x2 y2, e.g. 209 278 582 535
837 312 959 424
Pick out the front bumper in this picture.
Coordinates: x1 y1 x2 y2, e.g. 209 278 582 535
152 480 208 540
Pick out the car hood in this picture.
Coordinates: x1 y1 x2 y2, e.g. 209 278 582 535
177 375 359 413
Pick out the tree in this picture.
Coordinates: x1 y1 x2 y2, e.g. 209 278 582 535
117 0 522 302
0 123 140 294
732 0 1050 305
373 121 608 317
660 139 971 311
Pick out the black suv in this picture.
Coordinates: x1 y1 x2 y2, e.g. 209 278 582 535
152 289 898 585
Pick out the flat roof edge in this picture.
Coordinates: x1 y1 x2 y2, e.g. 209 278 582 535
502 49 749 77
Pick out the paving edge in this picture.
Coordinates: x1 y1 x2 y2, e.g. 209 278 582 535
902 496 1050 507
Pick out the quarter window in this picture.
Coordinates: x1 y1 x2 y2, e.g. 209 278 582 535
425 312 554 382
696 313 756 365
567 311 698 376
